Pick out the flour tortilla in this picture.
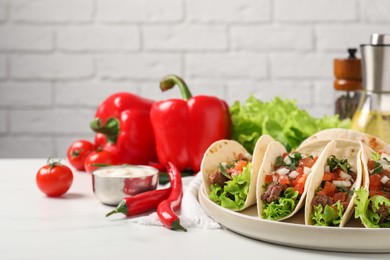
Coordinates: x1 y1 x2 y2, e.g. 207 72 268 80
303 140 362 227
299 128 390 153
256 139 349 221
256 140 324 220
200 135 274 211
359 141 373 191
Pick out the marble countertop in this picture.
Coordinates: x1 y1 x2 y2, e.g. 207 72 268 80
0 159 388 260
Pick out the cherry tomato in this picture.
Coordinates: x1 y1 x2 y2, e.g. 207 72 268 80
36 160 73 197
67 140 95 171
84 150 115 173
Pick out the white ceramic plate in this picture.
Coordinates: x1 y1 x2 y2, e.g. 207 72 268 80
198 186 390 253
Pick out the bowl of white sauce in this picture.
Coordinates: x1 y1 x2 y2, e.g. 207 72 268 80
92 165 159 206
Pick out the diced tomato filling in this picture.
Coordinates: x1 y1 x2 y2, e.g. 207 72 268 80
294 182 305 194
369 174 382 190
265 153 315 196
321 181 337 197
323 172 335 181
369 190 389 198
295 166 304 175
264 174 273 184
226 159 248 176
367 159 390 199
233 160 248 172
332 191 346 204
278 175 290 186
315 157 356 207
281 153 289 160
299 156 317 168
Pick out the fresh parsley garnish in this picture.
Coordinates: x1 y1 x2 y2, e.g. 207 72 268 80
288 152 302 170
371 163 383 175
275 156 283 168
327 155 351 173
218 163 232 180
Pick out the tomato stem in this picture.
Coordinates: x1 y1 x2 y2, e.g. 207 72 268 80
47 157 61 169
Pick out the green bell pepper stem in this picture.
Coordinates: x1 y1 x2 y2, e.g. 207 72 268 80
160 74 193 101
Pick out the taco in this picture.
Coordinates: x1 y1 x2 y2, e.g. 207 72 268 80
256 140 324 221
299 128 390 153
354 142 390 228
303 140 362 227
200 135 274 211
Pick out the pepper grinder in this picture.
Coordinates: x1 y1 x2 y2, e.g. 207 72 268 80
333 48 362 120
351 34 390 143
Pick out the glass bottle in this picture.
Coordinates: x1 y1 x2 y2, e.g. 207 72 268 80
351 34 390 143
333 48 362 120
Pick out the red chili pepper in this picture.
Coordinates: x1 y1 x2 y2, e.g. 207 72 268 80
90 92 157 165
150 75 231 172
157 162 187 232
105 188 171 217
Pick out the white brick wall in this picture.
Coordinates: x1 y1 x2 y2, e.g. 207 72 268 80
186 53 267 78
143 25 227 51
96 0 183 22
231 25 313 51
0 25 52 51
0 55 6 79
0 82 52 106
187 0 271 22
362 0 390 21
0 111 6 133
11 0 93 23
11 54 94 80
57 26 140 52
275 0 357 21
0 0 389 158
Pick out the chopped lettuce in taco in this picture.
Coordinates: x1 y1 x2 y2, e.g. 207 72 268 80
201 135 274 211
303 140 362 227
355 144 390 228
208 154 252 209
257 140 319 221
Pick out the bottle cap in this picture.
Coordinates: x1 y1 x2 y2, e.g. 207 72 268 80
360 34 390 92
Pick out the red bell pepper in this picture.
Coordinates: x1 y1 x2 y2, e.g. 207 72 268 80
90 92 157 165
150 75 231 172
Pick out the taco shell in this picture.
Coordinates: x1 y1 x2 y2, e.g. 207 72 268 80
257 139 352 221
304 140 362 227
299 128 390 153
201 135 274 211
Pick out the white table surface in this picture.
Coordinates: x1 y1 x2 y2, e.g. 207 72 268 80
1 159 389 260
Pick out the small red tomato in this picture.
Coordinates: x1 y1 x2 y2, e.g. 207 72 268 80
67 140 95 171
36 160 73 197
84 150 115 173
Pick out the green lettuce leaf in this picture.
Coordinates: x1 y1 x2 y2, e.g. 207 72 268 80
230 95 350 153
311 201 344 226
354 189 390 228
262 187 299 220
208 163 252 210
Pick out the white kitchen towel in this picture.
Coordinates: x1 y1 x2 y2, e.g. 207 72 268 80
128 173 221 229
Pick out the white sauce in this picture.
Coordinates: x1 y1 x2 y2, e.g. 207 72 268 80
93 166 157 178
